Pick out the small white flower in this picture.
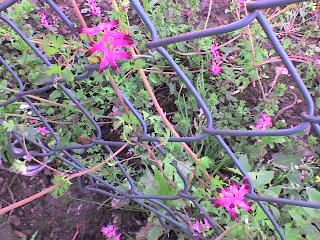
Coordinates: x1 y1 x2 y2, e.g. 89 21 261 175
19 104 30 110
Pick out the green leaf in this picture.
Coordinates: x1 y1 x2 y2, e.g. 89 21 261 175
79 33 89 41
248 171 274 188
62 68 74 82
152 167 177 196
32 65 51 85
49 89 62 101
2 120 15 131
55 35 64 48
10 159 27 174
272 152 302 168
69 142 86 154
146 221 164 240
306 188 320 202
133 59 146 69
44 46 57 56
195 156 211 176
51 175 72 197
238 154 251 171
46 64 62 76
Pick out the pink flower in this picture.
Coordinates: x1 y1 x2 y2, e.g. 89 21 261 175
210 43 223 76
237 0 245 8
210 60 222 76
39 12 54 28
80 21 133 73
210 44 221 57
114 233 122 240
28 119 38 124
256 113 273 130
190 218 210 237
87 0 102 17
81 21 118 35
125 151 133 157
101 225 121 239
37 126 50 136
71 102 77 106
213 183 252 219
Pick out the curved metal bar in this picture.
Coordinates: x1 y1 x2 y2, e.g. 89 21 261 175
203 122 309 136
146 11 258 48
247 193 320 208
130 0 159 41
0 15 51 66
301 112 320 124
0 0 18 12
247 0 309 12
256 200 286 239
45 0 79 37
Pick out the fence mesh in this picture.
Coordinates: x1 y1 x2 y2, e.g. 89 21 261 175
0 0 319 239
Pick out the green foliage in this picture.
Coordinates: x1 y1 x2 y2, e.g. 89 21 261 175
51 175 72 198
1 1 319 239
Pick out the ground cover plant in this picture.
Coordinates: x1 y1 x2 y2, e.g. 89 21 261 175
0 0 320 239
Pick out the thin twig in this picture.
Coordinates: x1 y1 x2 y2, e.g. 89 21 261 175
70 0 94 42
108 73 130 115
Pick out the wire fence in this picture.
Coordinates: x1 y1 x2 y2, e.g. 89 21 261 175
0 0 319 239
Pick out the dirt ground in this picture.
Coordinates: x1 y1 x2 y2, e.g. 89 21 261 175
0 170 147 240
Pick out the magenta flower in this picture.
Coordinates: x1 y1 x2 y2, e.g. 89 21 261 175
210 44 221 57
125 151 133 157
81 21 118 35
39 12 54 28
80 21 133 72
210 43 223 76
190 218 210 237
256 113 273 130
28 119 38 124
210 60 222 76
237 0 245 8
101 225 122 239
37 126 50 136
213 183 252 219
87 0 102 17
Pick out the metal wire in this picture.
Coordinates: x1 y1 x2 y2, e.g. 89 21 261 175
0 0 319 239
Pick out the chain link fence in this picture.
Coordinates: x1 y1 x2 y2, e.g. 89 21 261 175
0 0 319 239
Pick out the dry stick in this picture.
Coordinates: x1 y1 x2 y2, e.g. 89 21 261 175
108 73 130 115
69 0 94 42
0 86 83 114
244 3 266 100
22 137 64 176
203 0 213 30
137 67 200 163
0 143 128 215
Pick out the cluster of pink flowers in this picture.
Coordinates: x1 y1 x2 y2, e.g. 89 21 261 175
39 12 54 28
213 182 252 220
101 225 121 240
87 0 102 17
210 44 223 76
37 126 50 136
256 113 273 130
80 21 134 73
237 0 245 8
190 218 210 237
